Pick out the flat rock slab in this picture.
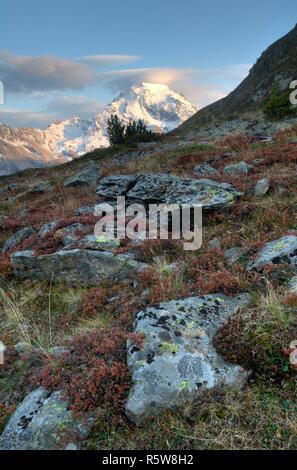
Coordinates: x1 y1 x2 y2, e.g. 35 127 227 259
126 294 251 424
248 235 297 271
0 388 91 450
96 173 242 210
10 249 144 287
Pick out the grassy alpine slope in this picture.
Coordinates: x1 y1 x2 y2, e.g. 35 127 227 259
0 123 297 449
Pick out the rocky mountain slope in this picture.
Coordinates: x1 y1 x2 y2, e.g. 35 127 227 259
0 83 196 176
177 24 297 134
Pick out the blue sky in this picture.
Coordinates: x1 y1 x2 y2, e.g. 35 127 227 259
0 0 297 127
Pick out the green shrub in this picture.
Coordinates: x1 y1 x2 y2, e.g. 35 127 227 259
263 85 297 120
107 114 158 146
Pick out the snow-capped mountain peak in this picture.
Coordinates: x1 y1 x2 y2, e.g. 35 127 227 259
100 83 197 134
0 83 196 175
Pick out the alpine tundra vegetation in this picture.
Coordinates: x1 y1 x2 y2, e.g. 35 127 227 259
1 13 297 452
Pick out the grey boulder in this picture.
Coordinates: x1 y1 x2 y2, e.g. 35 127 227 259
0 388 91 450
96 173 242 210
126 294 251 424
10 249 144 287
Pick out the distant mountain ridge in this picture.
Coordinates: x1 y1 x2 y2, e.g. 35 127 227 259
0 83 196 176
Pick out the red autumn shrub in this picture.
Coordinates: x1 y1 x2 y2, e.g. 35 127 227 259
0 254 13 278
282 293 297 308
80 288 108 319
32 328 143 413
196 269 241 295
187 248 258 295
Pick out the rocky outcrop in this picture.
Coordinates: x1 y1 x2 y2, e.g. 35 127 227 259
10 249 145 287
64 163 101 188
0 388 92 450
126 294 251 424
96 173 242 210
248 235 297 271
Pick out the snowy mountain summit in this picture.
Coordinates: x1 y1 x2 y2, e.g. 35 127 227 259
0 83 196 175
101 83 197 135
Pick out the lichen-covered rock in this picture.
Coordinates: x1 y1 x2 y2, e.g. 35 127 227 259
224 161 253 176
77 235 121 252
2 227 36 253
0 388 92 450
165 178 240 208
96 173 242 210
126 294 251 424
96 174 137 199
248 236 297 271
194 164 219 177
10 249 144 287
64 163 100 188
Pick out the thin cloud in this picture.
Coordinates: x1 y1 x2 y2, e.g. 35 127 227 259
76 54 142 67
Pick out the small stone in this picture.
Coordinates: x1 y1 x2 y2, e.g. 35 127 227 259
74 206 95 216
254 178 270 197
194 164 219 178
208 237 221 250
224 161 253 177
49 346 70 357
14 342 32 356
65 443 78 451
224 247 248 265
